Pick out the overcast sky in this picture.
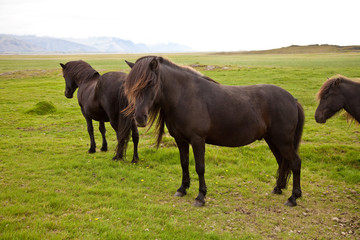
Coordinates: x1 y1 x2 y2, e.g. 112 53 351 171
0 0 359 52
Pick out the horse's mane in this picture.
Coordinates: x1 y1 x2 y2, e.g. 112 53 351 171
63 60 99 83
125 56 218 98
317 75 360 123
316 75 354 100
124 56 218 147
159 57 219 84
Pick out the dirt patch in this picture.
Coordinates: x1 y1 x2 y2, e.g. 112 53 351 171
0 69 59 78
190 64 232 71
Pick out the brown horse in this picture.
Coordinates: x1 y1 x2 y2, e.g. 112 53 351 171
124 56 304 207
60 60 139 163
315 75 360 124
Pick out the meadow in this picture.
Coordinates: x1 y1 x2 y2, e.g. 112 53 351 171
0 52 359 239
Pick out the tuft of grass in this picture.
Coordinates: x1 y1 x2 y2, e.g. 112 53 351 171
25 101 57 115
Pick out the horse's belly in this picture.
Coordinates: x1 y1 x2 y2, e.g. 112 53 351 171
205 138 254 147
86 108 110 122
92 115 110 122
205 121 266 147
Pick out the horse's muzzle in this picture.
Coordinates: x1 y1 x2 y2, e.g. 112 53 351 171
135 114 148 127
315 114 326 123
65 90 73 99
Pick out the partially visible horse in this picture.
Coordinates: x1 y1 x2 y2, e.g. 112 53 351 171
60 60 139 163
124 56 304 207
315 75 360 124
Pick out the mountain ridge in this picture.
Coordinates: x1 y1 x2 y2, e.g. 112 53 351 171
218 44 360 55
0 34 193 53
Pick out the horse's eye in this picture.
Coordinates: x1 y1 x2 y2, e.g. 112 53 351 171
146 80 155 88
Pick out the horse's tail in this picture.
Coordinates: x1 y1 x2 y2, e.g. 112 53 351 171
276 101 304 190
294 101 305 153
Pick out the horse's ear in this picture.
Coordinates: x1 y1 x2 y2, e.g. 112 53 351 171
149 58 159 72
334 77 342 87
156 56 164 63
125 60 135 69
93 71 100 79
60 63 65 69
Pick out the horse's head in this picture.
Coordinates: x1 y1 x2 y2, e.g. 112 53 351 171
60 63 78 99
60 61 99 99
124 56 162 127
315 77 345 123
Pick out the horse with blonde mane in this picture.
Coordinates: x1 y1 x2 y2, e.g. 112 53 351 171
315 75 360 124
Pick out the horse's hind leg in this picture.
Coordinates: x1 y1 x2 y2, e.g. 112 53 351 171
275 143 302 207
265 138 286 194
285 153 302 207
131 121 139 163
99 121 108 152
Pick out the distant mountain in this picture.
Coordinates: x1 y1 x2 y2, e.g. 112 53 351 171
68 37 150 53
0 35 43 53
0 34 193 53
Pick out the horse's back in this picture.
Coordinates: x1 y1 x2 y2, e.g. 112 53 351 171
100 72 126 87
204 84 299 146
215 84 298 122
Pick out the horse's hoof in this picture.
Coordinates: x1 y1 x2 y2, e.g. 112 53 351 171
193 199 205 207
88 149 96 154
100 147 107 152
112 156 123 161
131 157 139 164
284 199 297 207
174 191 186 197
272 187 282 195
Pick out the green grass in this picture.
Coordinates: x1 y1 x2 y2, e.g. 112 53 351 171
0 53 359 239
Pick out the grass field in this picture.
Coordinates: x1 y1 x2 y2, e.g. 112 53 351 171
0 53 359 239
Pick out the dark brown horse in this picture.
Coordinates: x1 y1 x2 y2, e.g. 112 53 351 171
60 60 139 163
124 56 304 207
315 75 360 124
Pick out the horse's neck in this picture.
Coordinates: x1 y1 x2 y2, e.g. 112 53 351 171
159 74 180 107
159 68 200 104
78 75 99 88
345 104 360 123
343 81 360 122
77 77 100 101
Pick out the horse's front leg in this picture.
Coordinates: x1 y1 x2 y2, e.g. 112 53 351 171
174 138 190 197
131 120 139 163
113 130 126 161
191 137 207 207
85 117 96 153
99 121 108 152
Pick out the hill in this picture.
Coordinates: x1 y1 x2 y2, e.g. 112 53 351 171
0 34 192 54
234 44 360 54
